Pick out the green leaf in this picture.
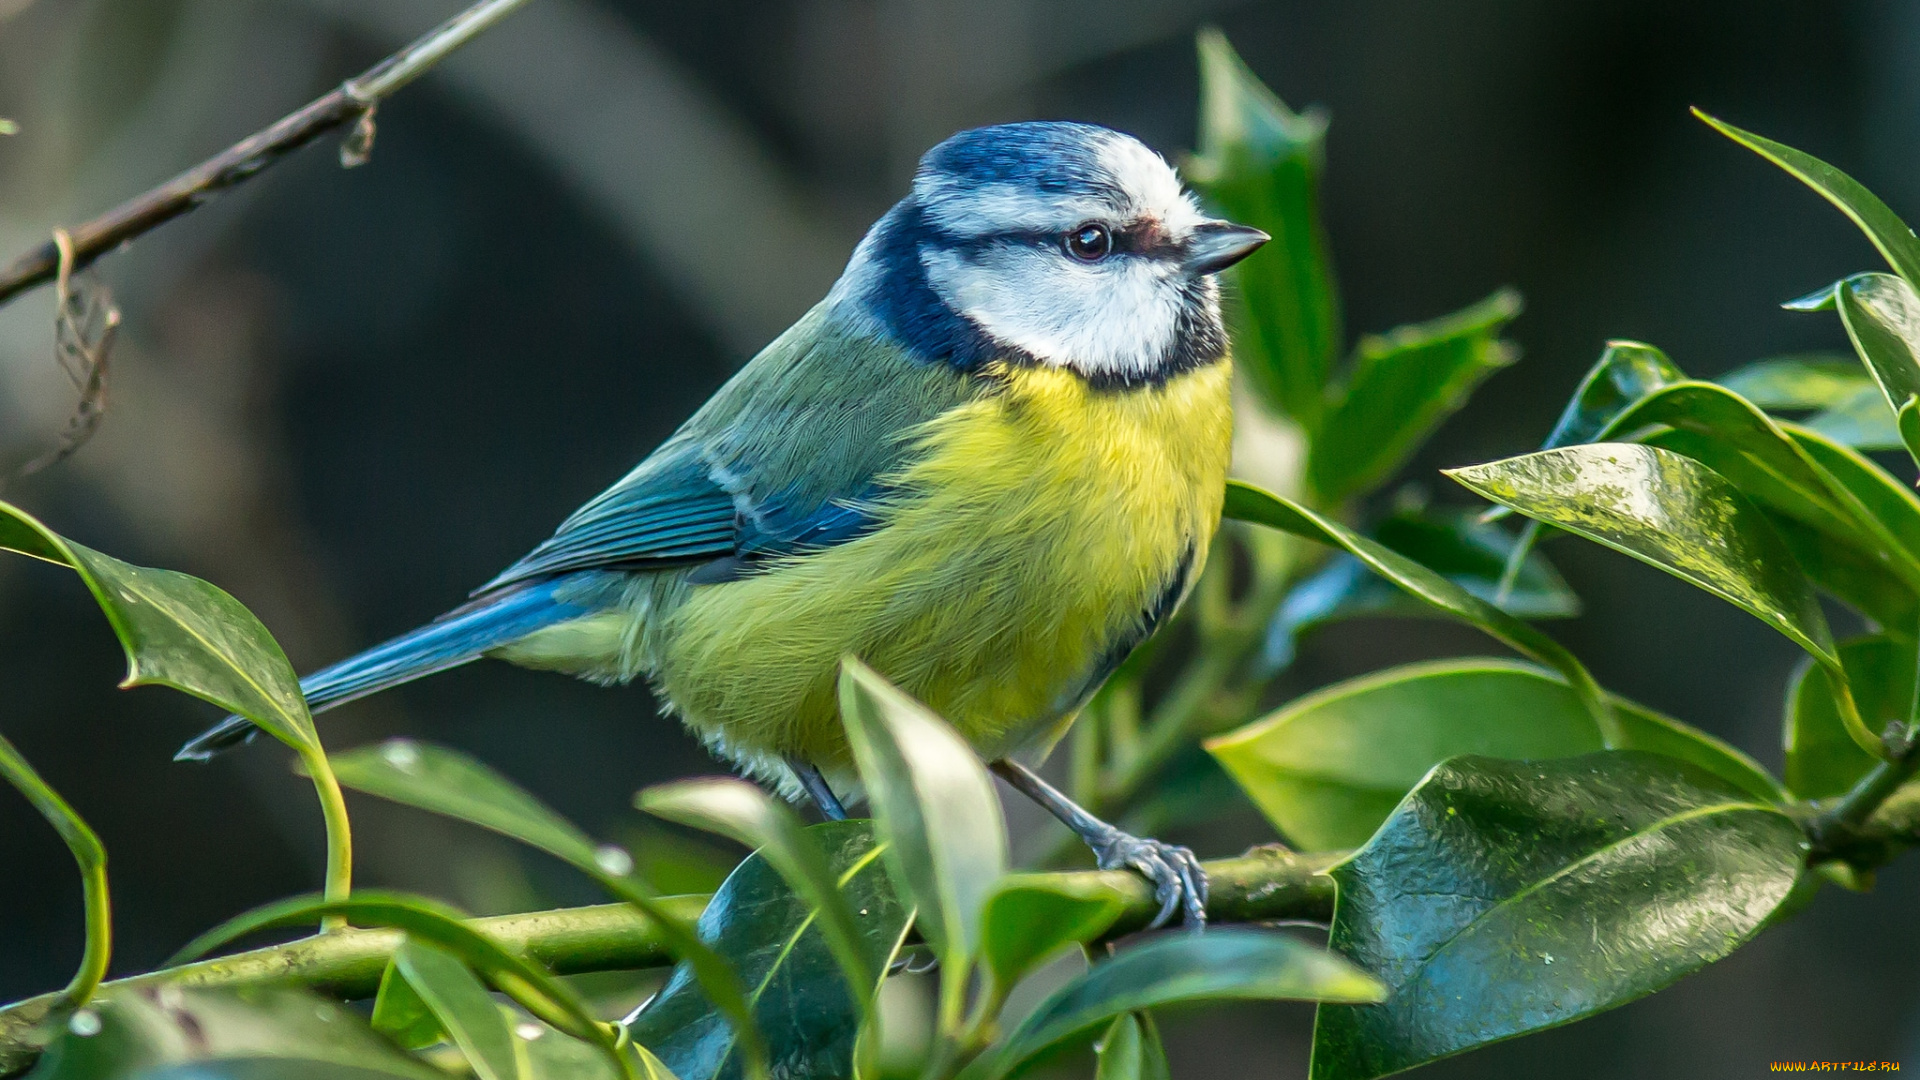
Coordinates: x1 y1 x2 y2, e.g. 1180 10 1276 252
1806 384 1903 451
1208 659 1784 850
1785 425 1920 571
1310 751 1806 1080
0 501 316 754
628 820 911 1080
1447 444 1838 667
978 874 1128 998
329 740 760 1074
1600 382 1872 550
0 500 348 933
502 1009 682 1080
1223 481 1618 743
0 118 17 136
167 892 617 1066
24 985 443 1080
1190 28 1338 428
1705 352 1903 450
838 658 1007 1016
1543 341 1691 450
1093 1014 1170 1080
1636 418 1920 627
332 740 617 872
1717 353 1875 410
1308 290 1521 503
636 778 876 1027
1262 505 1577 674
1487 341 1689 566
370 959 443 1052
965 930 1383 1080
391 939 524 1080
1834 271 1920 466
0 732 109 1008
1695 110 1920 289
1787 635 1913 799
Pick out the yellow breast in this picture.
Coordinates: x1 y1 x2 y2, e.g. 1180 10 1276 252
656 357 1234 777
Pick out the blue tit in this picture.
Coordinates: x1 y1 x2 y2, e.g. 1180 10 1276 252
180 121 1267 927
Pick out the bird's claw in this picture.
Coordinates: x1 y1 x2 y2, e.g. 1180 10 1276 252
1091 828 1208 930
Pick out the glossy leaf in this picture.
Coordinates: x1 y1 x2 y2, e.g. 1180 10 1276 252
0 501 316 754
637 778 875 1024
1308 290 1520 503
1601 382 1869 549
329 740 759 1072
1696 110 1920 289
391 939 523 1080
1543 341 1690 450
1311 752 1806 1080
1717 353 1874 410
1486 341 1688 565
1093 1014 1170 1080
1262 505 1577 673
978 874 1128 997
1447 444 1837 667
0 732 109 1008
1639 420 1920 628
965 929 1383 1080
1223 481 1618 743
1834 272 1920 466
1763 510 1920 634
1208 659 1783 850
24 985 442 1080
838 658 1007 1014
1787 635 1913 799
628 820 912 1080
1784 425 1920 590
167 892 615 1062
1190 28 1338 428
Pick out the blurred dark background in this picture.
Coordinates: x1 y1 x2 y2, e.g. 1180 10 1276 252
1 1 1917 1076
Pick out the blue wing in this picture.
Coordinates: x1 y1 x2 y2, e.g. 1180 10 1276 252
476 447 885 596
176 450 884 761
476 449 741 594
175 313 966 762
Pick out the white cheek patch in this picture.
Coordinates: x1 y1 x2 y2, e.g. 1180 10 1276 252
923 245 1183 379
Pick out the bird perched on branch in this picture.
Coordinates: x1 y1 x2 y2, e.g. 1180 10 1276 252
180 121 1266 928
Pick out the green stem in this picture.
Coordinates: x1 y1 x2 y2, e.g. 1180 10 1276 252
1829 750 1920 833
300 747 354 932
0 850 1339 1079
1824 668 1887 761
62 858 111 1010
1808 733 1920 866
0 734 111 1010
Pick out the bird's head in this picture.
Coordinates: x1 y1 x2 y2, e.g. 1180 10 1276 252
830 121 1268 387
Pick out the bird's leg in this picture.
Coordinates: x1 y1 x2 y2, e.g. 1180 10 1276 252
990 758 1207 930
788 756 848 821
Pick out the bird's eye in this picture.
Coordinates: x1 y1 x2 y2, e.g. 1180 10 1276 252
1065 223 1112 262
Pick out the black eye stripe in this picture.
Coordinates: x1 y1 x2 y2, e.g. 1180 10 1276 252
926 223 1179 259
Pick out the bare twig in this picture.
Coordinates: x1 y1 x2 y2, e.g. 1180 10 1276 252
0 0 536 308
13 230 120 481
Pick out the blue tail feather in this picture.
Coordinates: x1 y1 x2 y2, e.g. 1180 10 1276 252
175 582 582 761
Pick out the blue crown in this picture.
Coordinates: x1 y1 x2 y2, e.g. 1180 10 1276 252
918 121 1125 199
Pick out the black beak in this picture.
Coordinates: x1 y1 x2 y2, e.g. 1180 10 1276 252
1184 221 1270 275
